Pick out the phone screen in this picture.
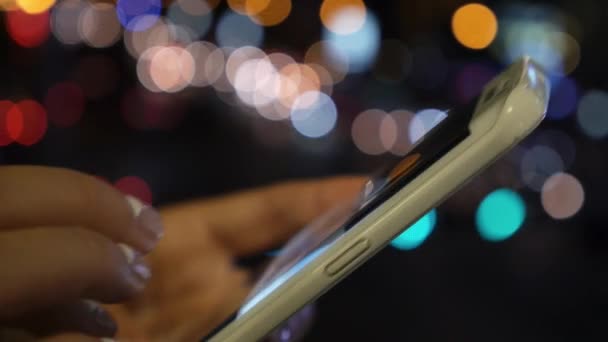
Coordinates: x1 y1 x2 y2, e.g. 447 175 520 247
203 96 478 340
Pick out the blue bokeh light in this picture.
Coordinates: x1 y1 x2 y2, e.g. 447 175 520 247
577 90 608 139
476 189 526 242
322 11 380 73
216 11 264 48
291 92 338 138
391 209 437 250
167 1 213 40
547 77 579 120
116 0 162 32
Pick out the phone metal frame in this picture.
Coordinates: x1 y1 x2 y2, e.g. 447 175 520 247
209 57 550 342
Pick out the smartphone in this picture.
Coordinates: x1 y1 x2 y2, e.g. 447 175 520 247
204 56 550 341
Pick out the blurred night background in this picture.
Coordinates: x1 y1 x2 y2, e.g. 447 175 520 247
1 0 608 340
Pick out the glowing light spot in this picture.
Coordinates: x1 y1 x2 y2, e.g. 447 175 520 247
216 11 264 48
351 109 389 155
278 63 321 110
0 101 15 146
529 129 576 169
305 40 348 84
228 0 270 16
521 145 564 192
387 109 415 156
496 12 581 75
72 54 120 100
205 46 228 88
577 90 608 139
209 47 234 92
225 46 265 87
476 189 526 242
7 100 47 146
320 0 366 35
372 39 411 84
123 19 173 59
51 0 86 45
546 77 579 120
167 0 213 40
290 92 337 138
250 0 291 27
453 63 498 104
391 209 437 250
79 2 122 48
44 82 85 128
541 172 584 220
186 41 216 87
16 0 55 14
452 3 498 50
146 46 196 93
116 0 161 32
307 63 334 96
0 0 19 11
6 9 50 48
409 109 447 143
322 10 379 73
115 176 153 204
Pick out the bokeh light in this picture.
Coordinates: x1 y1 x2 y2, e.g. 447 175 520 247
495 4 581 75
387 110 415 156
451 3 498 50
79 2 122 48
520 145 564 192
351 109 390 155
186 41 216 87
6 9 50 48
320 0 367 35
250 0 291 27
139 46 195 93
16 0 55 14
372 39 411 84
541 172 584 220
409 109 447 143
577 90 608 139
476 188 526 242
546 77 579 120
167 0 213 40
6 100 48 146
115 176 153 204
391 209 437 250
44 82 85 128
0 101 14 146
116 0 162 32
290 92 337 138
216 11 264 48
322 9 380 73
51 0 87 45
529 129 576 170
304 40 348 84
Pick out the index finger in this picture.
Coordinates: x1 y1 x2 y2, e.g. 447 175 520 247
163 176 366 255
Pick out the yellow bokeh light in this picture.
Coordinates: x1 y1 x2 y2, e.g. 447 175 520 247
320 0 366 35
16 0 56 14
0 0 18 11
452 3 498 50
228 0 271 16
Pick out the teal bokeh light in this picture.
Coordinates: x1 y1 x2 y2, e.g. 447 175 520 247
476 188 526 241
391 209 437 250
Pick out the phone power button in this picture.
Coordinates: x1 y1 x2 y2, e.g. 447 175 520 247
324 239 371 276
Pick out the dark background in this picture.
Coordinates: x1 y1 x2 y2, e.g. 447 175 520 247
2 0 608 341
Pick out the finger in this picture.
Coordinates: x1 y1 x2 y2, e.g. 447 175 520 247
0 166 164 253
11 300 117 338
162 176 366 255
41 333 111 342
0 227 151 321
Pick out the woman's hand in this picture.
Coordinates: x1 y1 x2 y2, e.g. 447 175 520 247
0 166 164 340
109 176 365 341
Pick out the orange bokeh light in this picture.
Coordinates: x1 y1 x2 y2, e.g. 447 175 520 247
320 0 366 35
251 0 291 27
451 3 498 50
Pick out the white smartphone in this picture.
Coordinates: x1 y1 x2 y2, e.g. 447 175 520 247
204 56 550 342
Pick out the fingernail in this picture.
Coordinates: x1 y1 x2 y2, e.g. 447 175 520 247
127 195 164 241
118 243 137 264
84 300 117 333
132 259 151 282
